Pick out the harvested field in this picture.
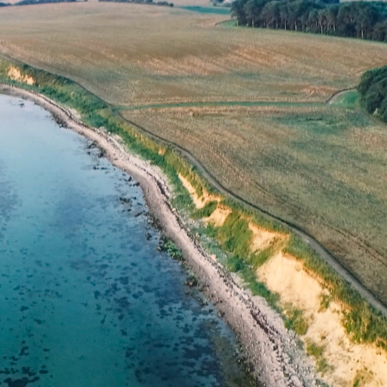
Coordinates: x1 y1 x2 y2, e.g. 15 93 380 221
0 2 386 107
1 2 387 306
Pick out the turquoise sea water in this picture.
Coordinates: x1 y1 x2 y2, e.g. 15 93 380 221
0 94 257 387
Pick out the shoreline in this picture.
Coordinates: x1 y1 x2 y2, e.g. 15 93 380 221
0 83 320 387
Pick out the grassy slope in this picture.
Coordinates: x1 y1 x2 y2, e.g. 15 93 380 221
0 2 387 308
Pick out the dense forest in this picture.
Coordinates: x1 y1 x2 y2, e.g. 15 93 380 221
99 0 174 7
358 66 387 122
231 0 387 42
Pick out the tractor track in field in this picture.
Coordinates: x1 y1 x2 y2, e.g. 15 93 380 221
115 100 322 111
115 86 354 111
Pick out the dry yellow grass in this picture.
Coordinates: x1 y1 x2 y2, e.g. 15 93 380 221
0 2 387 305
204 205 232 227
248 223 285 253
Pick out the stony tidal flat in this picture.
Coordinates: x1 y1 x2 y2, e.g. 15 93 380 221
0 95 254 387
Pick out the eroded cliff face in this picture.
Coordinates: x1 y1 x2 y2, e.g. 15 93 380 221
258 253 387 387
7 65 35 85
179 173 387 387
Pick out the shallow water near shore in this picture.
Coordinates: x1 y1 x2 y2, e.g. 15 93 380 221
0 94 258 387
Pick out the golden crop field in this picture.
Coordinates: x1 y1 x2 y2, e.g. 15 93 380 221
1 2 386 107
1 2 387 303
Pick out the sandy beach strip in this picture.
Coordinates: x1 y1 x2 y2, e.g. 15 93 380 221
0 83 321 387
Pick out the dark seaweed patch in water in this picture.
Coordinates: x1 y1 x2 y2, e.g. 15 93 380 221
18 348 29 357
4 377 40 387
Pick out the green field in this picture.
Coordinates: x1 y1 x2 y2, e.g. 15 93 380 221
0 1 387 307
329 90 360 108
180 5 230 14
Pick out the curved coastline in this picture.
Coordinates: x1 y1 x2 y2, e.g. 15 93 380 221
0 83 321 387
1 54 386 318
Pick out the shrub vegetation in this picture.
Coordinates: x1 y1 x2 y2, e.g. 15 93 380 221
358 65 387 121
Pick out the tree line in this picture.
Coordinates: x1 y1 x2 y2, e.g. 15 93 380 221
358 66 387 122
231 0 387 42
